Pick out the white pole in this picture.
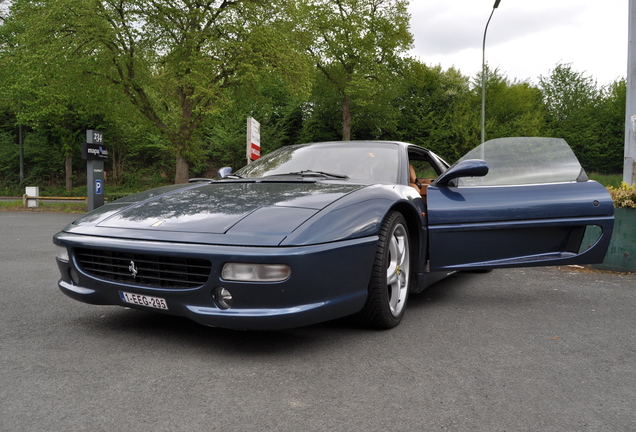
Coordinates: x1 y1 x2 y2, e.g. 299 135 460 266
625 0 636 185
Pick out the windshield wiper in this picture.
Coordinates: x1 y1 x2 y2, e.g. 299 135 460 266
268 170 349 179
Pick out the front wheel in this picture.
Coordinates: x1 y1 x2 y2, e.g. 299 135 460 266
358 211 411 329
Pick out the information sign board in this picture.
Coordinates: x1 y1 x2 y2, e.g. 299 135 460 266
246 117 261 162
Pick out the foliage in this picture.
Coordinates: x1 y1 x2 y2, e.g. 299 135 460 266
538 63 624 173
0 0 110 191
199 71 308 172
479 69 546 139
392 62 472 161
593 79 627 173
305 0 412 140
607 183 636 209
3 0 313 184
0 2 629 191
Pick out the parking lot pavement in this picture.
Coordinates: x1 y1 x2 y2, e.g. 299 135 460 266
1 211 636 432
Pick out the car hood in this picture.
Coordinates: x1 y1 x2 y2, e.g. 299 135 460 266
65 181 364 245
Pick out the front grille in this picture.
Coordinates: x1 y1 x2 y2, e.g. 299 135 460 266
75 248 211 289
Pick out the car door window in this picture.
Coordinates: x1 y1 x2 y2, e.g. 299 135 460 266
410 160 438 179
457 137 588 186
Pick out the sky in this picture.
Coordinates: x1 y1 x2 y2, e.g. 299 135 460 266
408 0 628 86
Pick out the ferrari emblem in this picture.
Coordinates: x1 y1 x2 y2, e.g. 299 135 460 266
128 261 138 278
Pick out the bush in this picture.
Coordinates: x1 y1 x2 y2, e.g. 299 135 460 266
607 182 636 209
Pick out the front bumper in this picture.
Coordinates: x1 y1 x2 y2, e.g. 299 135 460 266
54 232 377 330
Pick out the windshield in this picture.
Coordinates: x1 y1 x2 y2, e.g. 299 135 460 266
235 142 400 183
458 137 587 186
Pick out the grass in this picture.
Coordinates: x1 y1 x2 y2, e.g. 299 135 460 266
0 200 87 213
587 172 624 188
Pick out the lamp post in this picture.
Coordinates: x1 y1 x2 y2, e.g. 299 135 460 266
481 0 501 144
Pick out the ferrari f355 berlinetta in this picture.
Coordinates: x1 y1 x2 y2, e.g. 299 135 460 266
54 137 614 329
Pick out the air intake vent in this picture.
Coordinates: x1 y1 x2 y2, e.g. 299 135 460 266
75 248 211 289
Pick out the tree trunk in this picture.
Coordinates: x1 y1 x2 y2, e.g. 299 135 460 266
342 95 351 141
65 155 72 191
111 149 119 185
175 153 189 184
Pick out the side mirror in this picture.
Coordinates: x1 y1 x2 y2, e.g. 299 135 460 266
218 167 233 179
434 159 489 186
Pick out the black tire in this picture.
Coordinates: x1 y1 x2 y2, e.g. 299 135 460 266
358 211 411 329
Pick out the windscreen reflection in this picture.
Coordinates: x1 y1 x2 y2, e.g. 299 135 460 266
235 142 400 183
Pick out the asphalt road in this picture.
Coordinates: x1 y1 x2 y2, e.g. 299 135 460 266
2 211 635 432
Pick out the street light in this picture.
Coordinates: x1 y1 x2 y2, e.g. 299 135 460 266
481 0 501 144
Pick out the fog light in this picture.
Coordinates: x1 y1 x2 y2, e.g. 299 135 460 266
221 263 291 282
56 245 69 262
214 287 233 310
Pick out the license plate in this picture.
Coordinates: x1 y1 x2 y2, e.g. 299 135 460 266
119 291 168 310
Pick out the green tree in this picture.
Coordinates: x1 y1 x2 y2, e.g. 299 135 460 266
392 61 473 161
201 71 307 172
593 79 626 173
539 64 626 173
394 64 546 163
539 63 601 170
4 0 311 184
0 10 104 190
297 69 352 144
305 0 412 141
478 68 546 140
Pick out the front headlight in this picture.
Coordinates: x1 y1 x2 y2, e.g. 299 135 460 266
221 263 291 282
56 245 69 262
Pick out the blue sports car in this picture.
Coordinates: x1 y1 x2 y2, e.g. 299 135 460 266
53 137 614 330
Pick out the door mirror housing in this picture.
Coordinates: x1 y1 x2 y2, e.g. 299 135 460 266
218 167 233 179
434 159 489 186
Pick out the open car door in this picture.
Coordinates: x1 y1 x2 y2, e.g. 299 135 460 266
426 137 614 271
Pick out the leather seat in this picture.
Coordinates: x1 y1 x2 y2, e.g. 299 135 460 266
409 164 421 194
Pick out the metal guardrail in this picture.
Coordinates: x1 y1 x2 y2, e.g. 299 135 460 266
23 195 87 207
